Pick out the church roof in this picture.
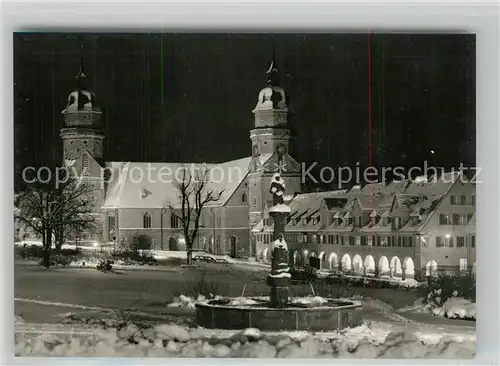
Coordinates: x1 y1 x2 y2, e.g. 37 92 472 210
102 156 252 209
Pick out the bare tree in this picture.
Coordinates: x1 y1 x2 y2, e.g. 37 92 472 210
15 175 97 267
52 179 97 250
167 165 224 265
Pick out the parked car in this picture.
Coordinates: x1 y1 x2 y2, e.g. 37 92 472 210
193 255 215 263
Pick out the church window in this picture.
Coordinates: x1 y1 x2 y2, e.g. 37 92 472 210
242 192 248 203
143 212 152 229
171 214 179 228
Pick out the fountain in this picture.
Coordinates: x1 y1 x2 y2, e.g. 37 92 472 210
195 173 363 331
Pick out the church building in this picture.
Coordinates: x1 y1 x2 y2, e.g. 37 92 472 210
60 56 301 257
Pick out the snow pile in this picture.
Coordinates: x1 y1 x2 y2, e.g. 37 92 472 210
228 297 258 306
15 315 24 324
167 295 214 309
290 296 328 307
432 297 476 320
69 257 99 268
15 323 476 358
268 272 292 279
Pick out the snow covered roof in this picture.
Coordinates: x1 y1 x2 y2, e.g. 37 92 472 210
102 157 252 209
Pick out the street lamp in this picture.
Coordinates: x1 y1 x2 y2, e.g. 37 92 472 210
93 241 98 256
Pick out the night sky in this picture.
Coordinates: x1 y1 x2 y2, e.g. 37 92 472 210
14 33 475 191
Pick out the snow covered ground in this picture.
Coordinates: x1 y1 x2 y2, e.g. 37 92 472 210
432 297 476 320
398 297 476 321
14 319 476 358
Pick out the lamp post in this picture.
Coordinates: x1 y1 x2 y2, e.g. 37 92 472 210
114 208 119 252
93 241 98 256
211 208 216 254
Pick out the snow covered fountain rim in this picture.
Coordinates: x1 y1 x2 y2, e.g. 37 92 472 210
199 296 362 310
195 296 363 331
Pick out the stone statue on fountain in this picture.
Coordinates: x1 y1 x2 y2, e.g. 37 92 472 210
266 172 292 308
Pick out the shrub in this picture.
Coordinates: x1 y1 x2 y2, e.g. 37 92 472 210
427 270 476 306
111 247 158 266
131 234 152 251
17 245 82 266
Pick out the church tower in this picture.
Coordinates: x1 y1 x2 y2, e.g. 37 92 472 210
60 59 105 174
248 55 302 228
60 60 106 242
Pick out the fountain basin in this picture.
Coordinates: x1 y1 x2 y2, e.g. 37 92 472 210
195 298 363 331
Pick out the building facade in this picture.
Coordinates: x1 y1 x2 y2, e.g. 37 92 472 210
57 57 476 272
254 174 476 280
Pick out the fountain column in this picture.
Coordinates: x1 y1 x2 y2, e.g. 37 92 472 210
266 173 291 308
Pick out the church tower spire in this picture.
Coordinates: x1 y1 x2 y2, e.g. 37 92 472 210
60 55 105 167
266 44 279 86
248 50 302 229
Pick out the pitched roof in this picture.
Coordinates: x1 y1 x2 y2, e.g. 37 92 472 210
102 157 252 209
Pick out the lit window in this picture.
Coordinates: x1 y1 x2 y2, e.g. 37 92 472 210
459 258 468 271
439 214 452 225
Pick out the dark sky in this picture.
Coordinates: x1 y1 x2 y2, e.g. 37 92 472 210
14 33 475 190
